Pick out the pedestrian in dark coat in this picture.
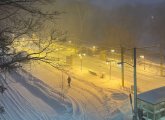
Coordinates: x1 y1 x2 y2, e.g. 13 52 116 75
67 76 71 87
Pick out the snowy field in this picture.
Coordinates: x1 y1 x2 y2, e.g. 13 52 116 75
0 60 131 120
0 69 72 120
0 49 165 120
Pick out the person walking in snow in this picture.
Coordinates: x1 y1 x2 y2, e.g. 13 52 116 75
67 76 71 87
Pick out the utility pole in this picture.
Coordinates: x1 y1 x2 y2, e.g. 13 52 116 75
79 53 86 71
106 61 112 80
160 55 164 76
133 48 137 120
61 70 64 101
118 47 138 119
110 61 112 80
160 46 164 76
80 58 82 71
121 47 124 87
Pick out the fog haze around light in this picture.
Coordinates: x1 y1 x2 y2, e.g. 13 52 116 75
55 0 165 53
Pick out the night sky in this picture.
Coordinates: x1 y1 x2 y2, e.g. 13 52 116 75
56 0 165 51
84 0 165 8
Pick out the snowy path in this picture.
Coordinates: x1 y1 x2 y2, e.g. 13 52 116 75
73 55 165 92
3 42 164 120
0 70 73 120
29 62 129 120
0 60 129 120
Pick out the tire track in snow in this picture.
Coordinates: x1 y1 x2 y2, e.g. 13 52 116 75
8 86 45 119
0 66 127 120
0 86 39 120
0 70 74 120
70 75 125 119
63 80 108 120
68 87 105 120
0 78 54 120
10 70 67 114
31 63 116 119
33 64 106 120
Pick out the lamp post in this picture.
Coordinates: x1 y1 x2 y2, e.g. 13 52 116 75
140 55 145 70
121 47 125 88
106 60 114 80
106 61 111 80
92 46 96 56
93 46 96 50
111 49 115 53
110 49 115 61
79 53 86 71
133 48 137 120
105 49 115 80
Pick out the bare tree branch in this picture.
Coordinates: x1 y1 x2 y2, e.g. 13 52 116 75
0 0 61 70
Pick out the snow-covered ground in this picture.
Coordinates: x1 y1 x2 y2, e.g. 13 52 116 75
29 62 130 120
0 69 73 120
0 43 165 120
0 61 130 120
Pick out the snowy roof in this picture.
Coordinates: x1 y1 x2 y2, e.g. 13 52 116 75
137 86 165 105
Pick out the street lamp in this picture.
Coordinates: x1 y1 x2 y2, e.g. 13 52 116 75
92 46 96 50
110 49 115 62
140 55 144 59
111 49 115 53
106 60 114 80
92 46 96 56
140 55 145 70
79 53 86 71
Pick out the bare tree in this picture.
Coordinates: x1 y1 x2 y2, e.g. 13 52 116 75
0 0 61 70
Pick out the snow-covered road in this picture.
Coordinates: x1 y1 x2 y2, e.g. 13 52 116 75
3 41 165 120
1 51 164 120
0 60 129 120
30 62 129 120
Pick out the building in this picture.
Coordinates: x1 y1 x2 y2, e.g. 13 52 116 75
137 86 165 120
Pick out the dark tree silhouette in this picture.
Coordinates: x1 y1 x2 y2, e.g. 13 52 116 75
0 0 61 70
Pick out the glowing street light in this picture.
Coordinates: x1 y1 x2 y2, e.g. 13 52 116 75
140 55 144 59
117 64 122 68
140 55 145 70
106 60 114 80
92 46 96 50
110 49 115 61
68 40 72 44
111 49 115 53
79 53 86 71
83 53 86 56
92 46 97 56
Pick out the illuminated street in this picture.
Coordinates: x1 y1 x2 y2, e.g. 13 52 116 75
1 41 163 120
0 0 165 120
